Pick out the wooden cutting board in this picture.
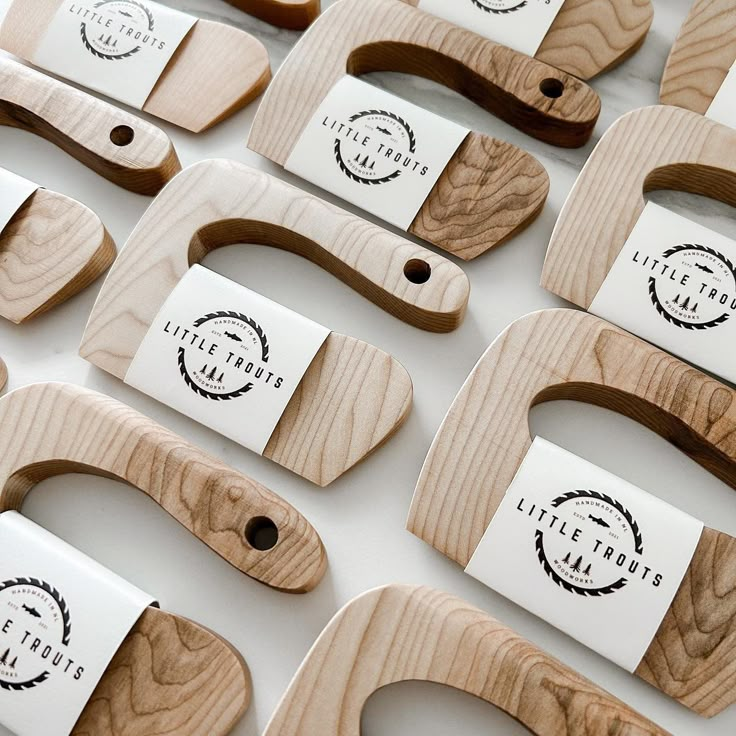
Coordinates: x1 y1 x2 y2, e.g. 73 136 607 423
0 0 271 132
541 105 736 308
263 584 670 735
225 0 319 29
403 0 654 80
409 308 736 717
80 162 414 485
0 382 327 593
248 0 602 260
660 0 736 114
0 183 115 323
0 57 180 194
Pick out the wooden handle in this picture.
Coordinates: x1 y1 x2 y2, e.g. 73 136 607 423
0 187 115 323
0 358 6 393
541 105 736 308
404 0 653 80
74 607 251 735
409 308 736 716
225 0 320 30
0 58 180 194
660 0 736 113
264 584 669 735
0 0 271 133
0 382 327 593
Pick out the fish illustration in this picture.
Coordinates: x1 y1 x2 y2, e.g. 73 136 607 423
376 126 392 136
118 10 134 17
224 332 242 342
22 604 41 619
695 263 714 274
588 515 611 529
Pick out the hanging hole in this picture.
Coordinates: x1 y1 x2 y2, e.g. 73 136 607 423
244 516 279 551
404 259 431 284
110 125 135 146
539 78 564 99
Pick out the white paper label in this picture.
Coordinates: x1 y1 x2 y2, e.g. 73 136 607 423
417 0 565 57
0 168 38 236
589 202 736 384
125 265 331 456
465 438 703 672
285 75 470 231
707 62 736 128
31 0 197 109
0 512 155 736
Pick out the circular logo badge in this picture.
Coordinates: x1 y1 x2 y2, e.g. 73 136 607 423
535 490 644 597
334 110 417 186
81 0 155 60
0 578 71 691
648 244 736 330
178 311 270 401
470 0 528 13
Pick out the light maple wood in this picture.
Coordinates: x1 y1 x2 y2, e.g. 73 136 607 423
0 358 6 392
0 1 271 133
80 162 414 485
660 0 736 114
0 184 115 323
72 607 251 736
264 584 669 736
0 57 180 194
541 105 736 308
404 0 653 79
409 308 736 717
225 0 320 30
0 382 327 593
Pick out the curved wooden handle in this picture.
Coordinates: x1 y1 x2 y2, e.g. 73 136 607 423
660 0 736 113
0 58 181 194
0 382 326 593
0 358 6 392
225 0 319 30
249 0 600 154
264 584 669 735
542 105 736 307
409 308 736 716
0 187 115 323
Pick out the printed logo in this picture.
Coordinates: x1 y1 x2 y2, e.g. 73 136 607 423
517 490 663 597
323 109 428 186
163 311 285 401
70 0 165 61
634 243 736 330
0 578 83 692
469 0 529 13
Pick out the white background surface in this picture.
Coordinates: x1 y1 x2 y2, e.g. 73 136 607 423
1 1 735 734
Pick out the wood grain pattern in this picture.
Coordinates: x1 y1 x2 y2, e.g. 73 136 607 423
264 584 669 735
0 58 180 194
404 0 654 80
0 0 271 132
0 185 115 323
541 105 736 308
72 607 250 736
0 382 327 593
660 0 736 114
409 308 736 716
0 358 6 392
225 0 319 30
80 161 414 485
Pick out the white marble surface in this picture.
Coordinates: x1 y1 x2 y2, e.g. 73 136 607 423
1 1 735 734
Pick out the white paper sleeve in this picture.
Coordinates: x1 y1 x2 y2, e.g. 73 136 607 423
589 202 736 385
30 0 198 110
707 62 736 128
416 0 565 57
285 75 470 232
0 512 155 736
0 168 38 236
125 265 332 456
465 437 703 673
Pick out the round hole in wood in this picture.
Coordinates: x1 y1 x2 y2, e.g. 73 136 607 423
539 78 564 99
245 516 279 550
110 125 135 146
404 259 432 284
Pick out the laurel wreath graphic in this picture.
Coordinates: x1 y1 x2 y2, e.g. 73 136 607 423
470 0 528 14
334 109 416 186
648 243 736 331
0 577 72 691
80 0 154 61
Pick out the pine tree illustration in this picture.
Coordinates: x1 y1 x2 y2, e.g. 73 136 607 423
206 366 217 382
691 302 698 313
217 372 225 383
9 656 16 669
562 552 571 565
673 294 680 305
681 295 691 310
583 564 592 576
571 556 583 573
200 364 208 375
0 648 8 666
